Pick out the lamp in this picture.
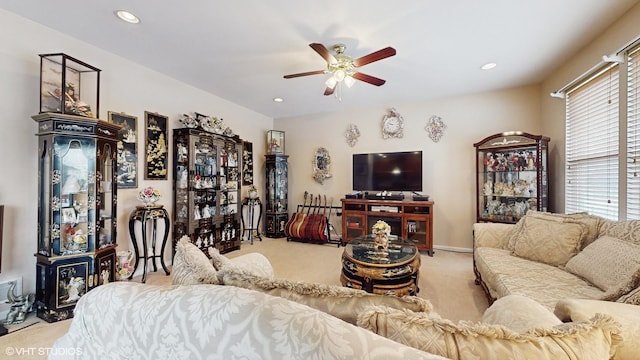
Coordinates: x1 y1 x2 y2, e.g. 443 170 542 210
344 75 355 88
325 44 357 93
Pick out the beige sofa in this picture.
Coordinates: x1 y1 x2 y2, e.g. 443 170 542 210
49 234 631 359
473 210 640 359
49 238 447 360
49 282 448 360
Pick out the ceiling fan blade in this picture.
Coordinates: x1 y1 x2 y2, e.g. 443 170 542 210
283 70 326 79
353 47 396 67
352 72 386 86
310 43 336 63
324 84 336 96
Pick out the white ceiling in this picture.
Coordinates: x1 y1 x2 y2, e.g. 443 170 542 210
1 0 638 119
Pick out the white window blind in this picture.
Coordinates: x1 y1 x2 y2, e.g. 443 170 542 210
565 64 619 220
628 47 640 219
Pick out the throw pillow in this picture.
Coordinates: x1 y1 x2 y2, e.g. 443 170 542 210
555 298 640 360
172 236 219 285
358 306 621 360
219 267 433 325
617 286 640 305
505 217 526 251
208 246 232 270
481 294 561 333
507 211 601 252
207 247 274 279
565 236 640 292
513 216 586 266
598 219 640 246
525 210 602 249
600 268 640 301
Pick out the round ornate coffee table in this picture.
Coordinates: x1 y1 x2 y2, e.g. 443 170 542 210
341 235 420 296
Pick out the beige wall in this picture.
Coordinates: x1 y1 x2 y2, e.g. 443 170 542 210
275 85 541 251
541 3 640 213
0 9 271 295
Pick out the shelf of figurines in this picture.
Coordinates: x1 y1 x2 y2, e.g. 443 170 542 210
480 198 539 223
482 180 537 198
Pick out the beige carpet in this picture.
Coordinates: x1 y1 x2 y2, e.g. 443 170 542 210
1 237 488 359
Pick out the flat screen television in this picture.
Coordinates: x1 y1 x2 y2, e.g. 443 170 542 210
352 151 423 192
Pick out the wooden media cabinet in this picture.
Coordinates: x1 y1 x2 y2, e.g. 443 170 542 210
341 198 434 256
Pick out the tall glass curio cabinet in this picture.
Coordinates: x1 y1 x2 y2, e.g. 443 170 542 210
33 113 120 322
173 128 243 256
265 154 288 237
474 132 550 224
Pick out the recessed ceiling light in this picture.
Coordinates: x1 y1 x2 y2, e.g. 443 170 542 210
115 10 140 24
481 62 497 70
273 97 284 103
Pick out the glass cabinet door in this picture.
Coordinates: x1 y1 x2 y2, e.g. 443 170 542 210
344 213 366 240
219 141 239 216
96 141 116 249
192 135 217 223
266 155 288 213
474 132 550 223
265 154 288 237
54 137 95 255
404 215 429 249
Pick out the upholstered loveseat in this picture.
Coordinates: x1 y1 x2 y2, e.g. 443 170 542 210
473 210 640 359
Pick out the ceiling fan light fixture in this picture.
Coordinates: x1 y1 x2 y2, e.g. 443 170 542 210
344 75 355 88
325 76 337 88
334 69 346 82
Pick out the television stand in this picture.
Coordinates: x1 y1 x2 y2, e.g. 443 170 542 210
341 198 434 256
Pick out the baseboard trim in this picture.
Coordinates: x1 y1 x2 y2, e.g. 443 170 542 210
432 245 473 253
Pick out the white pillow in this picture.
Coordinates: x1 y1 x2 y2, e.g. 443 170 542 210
482 295 561 333
171 236 218 285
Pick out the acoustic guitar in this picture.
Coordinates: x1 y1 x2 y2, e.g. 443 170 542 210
291 193 313 239
298 195 318 239
284 191 307 238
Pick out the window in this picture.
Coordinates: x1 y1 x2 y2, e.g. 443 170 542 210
564 42 640 221
565 65 619 220
628 47 640 219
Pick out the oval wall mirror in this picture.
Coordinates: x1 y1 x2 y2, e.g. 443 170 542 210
313 147 332 184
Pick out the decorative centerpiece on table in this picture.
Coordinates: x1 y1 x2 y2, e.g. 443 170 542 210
372 220 391 251
137 186 162 207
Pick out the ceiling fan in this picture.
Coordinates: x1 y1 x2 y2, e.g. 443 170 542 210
283 43 396 96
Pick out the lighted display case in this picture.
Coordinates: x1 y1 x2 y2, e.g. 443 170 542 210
265 154 288 237
173 128 243 255
474 132 550 223
39 53 101 118
33 112 120 322
267 130 285 154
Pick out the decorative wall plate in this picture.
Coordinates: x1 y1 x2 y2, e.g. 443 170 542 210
426 115 446 142
344 123 360 147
